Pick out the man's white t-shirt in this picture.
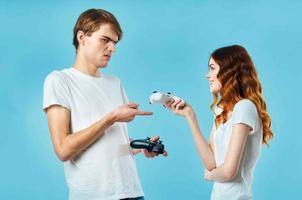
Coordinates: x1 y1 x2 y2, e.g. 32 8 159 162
211 99 262 200
43 68 144 200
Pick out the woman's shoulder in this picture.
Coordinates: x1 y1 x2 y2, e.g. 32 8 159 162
233 99 259 119
234 99 256 110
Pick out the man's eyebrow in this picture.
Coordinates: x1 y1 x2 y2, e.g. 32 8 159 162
100 35 118 44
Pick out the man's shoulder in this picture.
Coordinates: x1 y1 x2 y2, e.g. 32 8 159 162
44 68 69 84
102 73 122 84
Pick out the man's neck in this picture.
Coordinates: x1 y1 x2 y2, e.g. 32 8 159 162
72 53 101 78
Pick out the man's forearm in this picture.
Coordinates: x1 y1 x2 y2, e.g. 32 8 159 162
60 112 116 161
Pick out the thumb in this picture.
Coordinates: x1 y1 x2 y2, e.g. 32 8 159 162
150 135 160 142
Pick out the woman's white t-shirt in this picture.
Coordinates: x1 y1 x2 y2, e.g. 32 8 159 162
43 68 144 200
211 99 263 200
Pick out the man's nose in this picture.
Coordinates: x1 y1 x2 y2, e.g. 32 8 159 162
107 43 116 53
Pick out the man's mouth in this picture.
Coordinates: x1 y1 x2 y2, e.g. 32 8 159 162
104 54 111 59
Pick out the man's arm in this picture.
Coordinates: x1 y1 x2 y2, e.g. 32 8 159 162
46 102 152 161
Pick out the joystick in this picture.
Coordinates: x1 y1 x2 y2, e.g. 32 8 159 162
130 137 165 154
149 91 181 105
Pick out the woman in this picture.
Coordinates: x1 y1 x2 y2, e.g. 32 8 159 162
167 45 273 200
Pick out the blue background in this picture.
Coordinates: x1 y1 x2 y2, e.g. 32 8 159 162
1 0 301 199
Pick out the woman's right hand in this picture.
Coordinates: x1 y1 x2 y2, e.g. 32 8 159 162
165 98 194 118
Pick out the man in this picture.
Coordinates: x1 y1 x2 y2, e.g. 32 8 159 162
43 8 167 200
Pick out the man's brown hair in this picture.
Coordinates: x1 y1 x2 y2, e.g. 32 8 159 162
73 8 123 50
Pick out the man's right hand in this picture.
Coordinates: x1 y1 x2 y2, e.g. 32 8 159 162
111 102 153 122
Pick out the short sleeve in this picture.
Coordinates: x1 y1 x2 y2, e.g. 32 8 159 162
43 71 71 112
120 82 129 104
232 99 260 135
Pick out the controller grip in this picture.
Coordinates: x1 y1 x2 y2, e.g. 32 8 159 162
130 138 165 154
130 140 152 150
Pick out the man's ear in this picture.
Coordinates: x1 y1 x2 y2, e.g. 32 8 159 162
77 31 86 46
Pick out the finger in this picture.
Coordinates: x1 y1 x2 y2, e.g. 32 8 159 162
147 152 155 158
150 135 160 142
150 152 158 157
136 110 153 116
165 100 175 108
172 99 182 107
143 150 155 158
153 153 159 157
163 150 168 157
142 150 151 157
127 102 139 108
171 99 182 110
180 99 186 106
176 100 186 110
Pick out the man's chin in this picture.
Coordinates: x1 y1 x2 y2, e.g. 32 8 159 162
97 63 109 68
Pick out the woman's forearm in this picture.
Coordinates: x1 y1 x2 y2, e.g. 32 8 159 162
185 111 216 170
206 164 236 183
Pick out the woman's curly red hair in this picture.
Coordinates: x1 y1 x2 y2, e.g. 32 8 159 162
210 45 273 145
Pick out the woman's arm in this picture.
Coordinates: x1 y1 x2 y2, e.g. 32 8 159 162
166 99 216 170
186 111 217 170
204 123 250 182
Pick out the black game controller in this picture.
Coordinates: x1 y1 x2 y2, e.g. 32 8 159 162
130 137 165 154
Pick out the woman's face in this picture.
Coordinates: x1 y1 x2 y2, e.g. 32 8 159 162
206 57 222 93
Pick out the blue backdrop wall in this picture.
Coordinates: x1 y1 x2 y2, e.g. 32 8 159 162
1 0 301 199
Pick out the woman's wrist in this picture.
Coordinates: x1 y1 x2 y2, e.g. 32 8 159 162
185 109 195 119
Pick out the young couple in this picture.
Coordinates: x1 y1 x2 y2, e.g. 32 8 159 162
43 8 273 200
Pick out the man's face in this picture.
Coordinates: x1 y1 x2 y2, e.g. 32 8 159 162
80 23 119 68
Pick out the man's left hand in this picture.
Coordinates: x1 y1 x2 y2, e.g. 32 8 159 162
142 136 168 158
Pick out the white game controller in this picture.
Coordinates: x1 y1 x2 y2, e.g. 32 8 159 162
149 91 181 105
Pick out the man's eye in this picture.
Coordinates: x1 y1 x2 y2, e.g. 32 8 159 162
101 38 109 43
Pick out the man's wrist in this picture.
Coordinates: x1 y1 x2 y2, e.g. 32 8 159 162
107 110 117 125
